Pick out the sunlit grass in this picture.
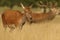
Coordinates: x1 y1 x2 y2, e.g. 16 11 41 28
0 6 60 40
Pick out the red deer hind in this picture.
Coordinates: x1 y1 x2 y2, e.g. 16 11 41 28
2 9 26 31
20 3 59 23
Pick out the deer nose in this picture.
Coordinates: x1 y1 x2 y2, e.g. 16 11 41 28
29 17 32 24
30 17 32 20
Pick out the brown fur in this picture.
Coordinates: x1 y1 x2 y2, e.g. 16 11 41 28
1 9 26 31
23 7 56 23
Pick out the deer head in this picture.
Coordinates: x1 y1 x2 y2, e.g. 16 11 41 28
48 2 59 15
20 3 32 13
20 3 32 23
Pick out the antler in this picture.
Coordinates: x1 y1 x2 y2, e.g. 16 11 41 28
20 3 25 10
36 1 48 8
54 2 58 7
28 3 33 8
49 1 58 8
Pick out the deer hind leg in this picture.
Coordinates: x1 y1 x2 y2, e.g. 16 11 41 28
16 22 25 32
8 24 15 32
3 24 7 31
2 20 7 31
2 21 7 31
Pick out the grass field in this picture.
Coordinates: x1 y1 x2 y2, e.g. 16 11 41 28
0 6 60 40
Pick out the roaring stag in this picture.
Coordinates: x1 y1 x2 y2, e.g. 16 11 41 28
2 9 27 31
20 3 59 23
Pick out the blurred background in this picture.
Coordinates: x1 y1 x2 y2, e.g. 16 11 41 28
0 0 60 8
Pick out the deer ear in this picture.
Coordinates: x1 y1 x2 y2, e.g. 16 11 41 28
36 1 43 7
28 4 33 8
20 3 25 10
39 1 43 4
54 2 57 7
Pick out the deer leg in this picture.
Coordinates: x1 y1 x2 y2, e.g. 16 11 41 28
8 25 15 32
20 22 25 30
3 24 7 31
17 21 25 32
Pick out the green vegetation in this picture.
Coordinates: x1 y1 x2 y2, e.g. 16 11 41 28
0 0 60 8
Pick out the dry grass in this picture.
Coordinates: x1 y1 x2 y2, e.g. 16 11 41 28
0 7 60 40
